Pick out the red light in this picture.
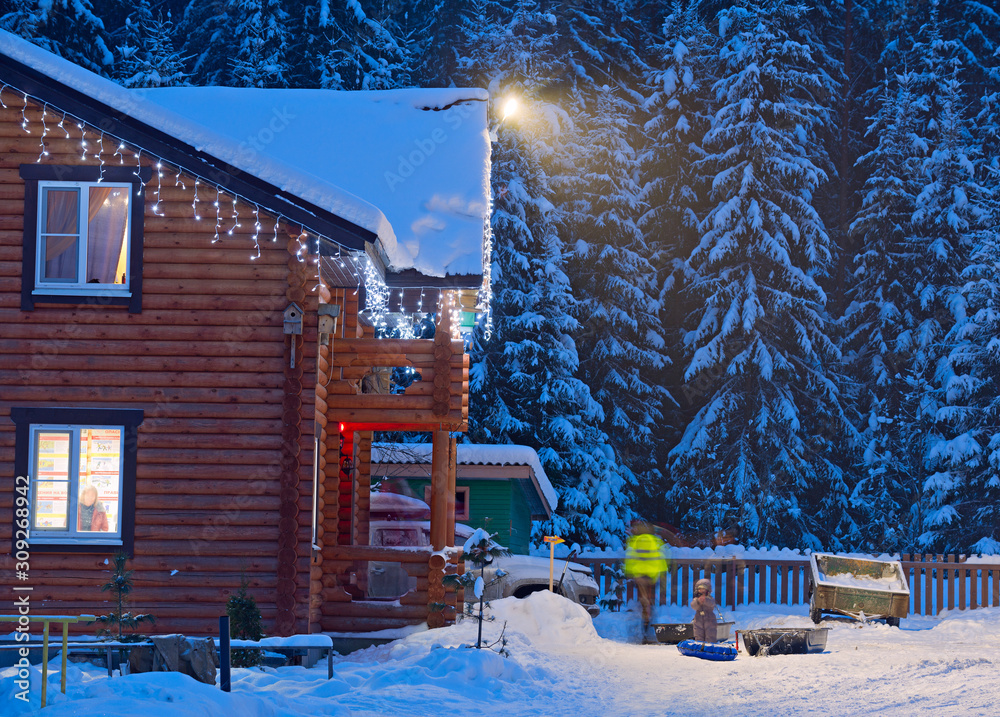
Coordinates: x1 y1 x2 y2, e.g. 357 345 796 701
339 422 345 433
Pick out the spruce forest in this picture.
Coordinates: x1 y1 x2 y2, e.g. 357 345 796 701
4 0 998 554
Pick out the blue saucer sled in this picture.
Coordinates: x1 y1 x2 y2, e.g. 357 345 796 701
677 639 738 661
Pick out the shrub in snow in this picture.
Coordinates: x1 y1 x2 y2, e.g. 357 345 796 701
227 574 265 668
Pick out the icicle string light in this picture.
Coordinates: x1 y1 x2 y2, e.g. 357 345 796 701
20 93 30 133
250 204 261 260
6 77 438 300
36 104 49 162
78 123 87 160
96 131 105 181
212 186 222 243
152 161 163 216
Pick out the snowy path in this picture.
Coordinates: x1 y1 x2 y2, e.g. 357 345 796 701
4 594 1000 716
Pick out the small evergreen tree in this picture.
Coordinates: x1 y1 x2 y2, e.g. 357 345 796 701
227 574 265 668
95 551 155 643
444 528 510 653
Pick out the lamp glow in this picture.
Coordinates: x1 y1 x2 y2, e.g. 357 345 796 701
502 97 519 120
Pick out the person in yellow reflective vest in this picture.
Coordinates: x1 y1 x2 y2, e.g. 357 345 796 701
624 521 669 633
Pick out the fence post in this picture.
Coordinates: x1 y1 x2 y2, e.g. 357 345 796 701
219 616 231 693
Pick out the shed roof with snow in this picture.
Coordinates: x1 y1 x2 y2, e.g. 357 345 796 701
371 443 558 517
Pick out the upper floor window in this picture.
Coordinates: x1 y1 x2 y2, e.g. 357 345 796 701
20 165 150 312
36 181 131 290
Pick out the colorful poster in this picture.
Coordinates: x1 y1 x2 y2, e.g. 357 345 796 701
34 431 70 529
33 480 68 529
80 428 122 532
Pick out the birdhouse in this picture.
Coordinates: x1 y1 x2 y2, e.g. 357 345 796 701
318 303 340 343
283 303 303 335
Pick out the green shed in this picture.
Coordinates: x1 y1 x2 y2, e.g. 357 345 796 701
370 443 557 554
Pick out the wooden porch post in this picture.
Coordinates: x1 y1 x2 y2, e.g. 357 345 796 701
447 435 457 545
430 428 450 551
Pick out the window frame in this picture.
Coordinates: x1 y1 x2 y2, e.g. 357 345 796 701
20 165 150 313
35 180 133 293
10 407 143 553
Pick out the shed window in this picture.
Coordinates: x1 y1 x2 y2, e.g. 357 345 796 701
20 165 149 312
10 407 142 552
424 485 470 521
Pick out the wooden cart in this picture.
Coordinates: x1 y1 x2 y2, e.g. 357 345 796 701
809 553 909 626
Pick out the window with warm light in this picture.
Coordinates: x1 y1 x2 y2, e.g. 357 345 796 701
11 407 142 552
19 165 149 312
36 181 131 291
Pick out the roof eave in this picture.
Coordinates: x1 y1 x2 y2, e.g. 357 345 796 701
0 51 377 251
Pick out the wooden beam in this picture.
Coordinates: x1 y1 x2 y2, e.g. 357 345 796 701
430 430 449 551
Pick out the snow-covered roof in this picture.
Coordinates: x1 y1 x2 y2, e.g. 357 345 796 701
0 31 490 280
371 443 558 513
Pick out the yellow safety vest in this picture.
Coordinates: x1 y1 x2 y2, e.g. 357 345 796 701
625 533 668 578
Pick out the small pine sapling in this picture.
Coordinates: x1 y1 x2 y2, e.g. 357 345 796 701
227 574 265 668
95 551 155 642
443 528 510 654
599 562 626 612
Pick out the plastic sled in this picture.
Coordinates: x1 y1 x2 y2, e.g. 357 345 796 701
676 639 737 661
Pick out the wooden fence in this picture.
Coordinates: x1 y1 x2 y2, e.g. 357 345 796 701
573 553 1000 617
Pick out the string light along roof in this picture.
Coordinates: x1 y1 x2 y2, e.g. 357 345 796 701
0 30 491 289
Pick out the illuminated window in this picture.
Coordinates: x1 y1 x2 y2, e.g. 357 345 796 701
19 165 149 312
36 182 132 291
11 407 142 551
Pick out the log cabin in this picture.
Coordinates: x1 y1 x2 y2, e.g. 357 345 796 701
0 31 490 636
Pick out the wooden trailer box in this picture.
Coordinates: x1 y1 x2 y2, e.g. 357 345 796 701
809 553 909 625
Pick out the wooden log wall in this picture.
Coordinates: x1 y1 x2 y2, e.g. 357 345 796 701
0 95 317 636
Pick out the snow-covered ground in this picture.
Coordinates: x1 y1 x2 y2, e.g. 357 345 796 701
3 592 999 716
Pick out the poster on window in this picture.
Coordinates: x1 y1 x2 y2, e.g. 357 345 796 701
33 432 70 529
79 428 121 532
34 480 69 529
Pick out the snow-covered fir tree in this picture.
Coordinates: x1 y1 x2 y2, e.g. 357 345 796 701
115 0 187 88
307 0 411 90
842 72 926 551
1 0 113 74
667 0 851 548
638 1 717 512
566 83 673 496
911 42 994 552
227 0 291 88
464 1 635 548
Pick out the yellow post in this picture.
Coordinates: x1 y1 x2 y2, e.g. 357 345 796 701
61 621 69 695
543 536 564 591
41 620 49 709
